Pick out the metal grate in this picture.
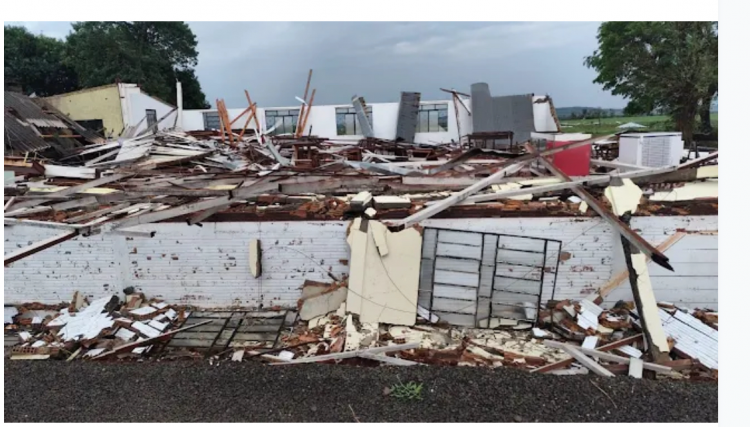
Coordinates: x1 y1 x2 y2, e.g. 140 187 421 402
166 310 290 355
419 227 562 327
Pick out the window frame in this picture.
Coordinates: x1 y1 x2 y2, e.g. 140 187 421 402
335 106 373 136
203 111 221 130
416 103 449 133
265 108 301 136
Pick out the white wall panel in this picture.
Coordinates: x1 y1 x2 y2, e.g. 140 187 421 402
4 216 718 311
4 225 119 304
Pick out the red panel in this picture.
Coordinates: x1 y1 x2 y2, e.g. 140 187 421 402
546 141 591 176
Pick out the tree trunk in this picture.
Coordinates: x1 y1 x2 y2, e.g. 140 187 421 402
674 105 697 159
699 85 717 134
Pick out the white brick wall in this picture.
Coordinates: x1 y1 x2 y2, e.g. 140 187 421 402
3 216 718 310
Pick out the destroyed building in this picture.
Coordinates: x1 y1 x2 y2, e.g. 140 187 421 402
4 75 718 379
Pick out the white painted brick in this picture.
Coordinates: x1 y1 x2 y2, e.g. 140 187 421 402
4 217 718 311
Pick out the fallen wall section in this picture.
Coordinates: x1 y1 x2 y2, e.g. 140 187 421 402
346 218 421 325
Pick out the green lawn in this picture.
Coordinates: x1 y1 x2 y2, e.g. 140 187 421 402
560 113 718 136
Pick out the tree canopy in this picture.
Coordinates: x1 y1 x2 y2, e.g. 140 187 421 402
4 22 209 109
4 26 79 96
585 22 718 141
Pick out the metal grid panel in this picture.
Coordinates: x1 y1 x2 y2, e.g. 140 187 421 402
423 227 562 327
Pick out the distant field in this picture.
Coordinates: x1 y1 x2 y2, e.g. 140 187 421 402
560 113 718 136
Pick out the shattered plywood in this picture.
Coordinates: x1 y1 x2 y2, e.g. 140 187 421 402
346 218 421 325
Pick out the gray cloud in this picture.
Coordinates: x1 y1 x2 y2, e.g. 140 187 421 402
9 21 625 108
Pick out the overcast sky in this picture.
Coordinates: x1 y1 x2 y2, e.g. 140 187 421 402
9 21 626 109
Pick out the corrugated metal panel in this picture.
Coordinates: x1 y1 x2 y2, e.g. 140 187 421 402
470 83 494 133
659 309 718 369
493 94 534 144
395 92 421 142
4 217 718 311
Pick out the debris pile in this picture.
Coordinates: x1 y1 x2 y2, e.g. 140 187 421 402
5 77 718 383
5 291 198 361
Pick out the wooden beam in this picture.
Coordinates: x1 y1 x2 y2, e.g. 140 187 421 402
5 230 79 266
299 89 316 137
527 142 673 271
229 105 253 126
239 90 257 139
215 99 226 144
296 69 313 138
439 87 471 98
595 232 686 299
394 162 527 228
92 320 213 360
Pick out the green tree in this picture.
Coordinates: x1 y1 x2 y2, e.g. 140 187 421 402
4 25 79 96
585 22 718 144
65 22 209 108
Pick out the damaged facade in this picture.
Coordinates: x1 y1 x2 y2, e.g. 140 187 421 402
4 73 718 379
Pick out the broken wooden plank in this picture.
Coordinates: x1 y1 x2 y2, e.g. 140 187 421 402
4 230 79 266
63 203 133 224
545 341 672 374
594 232 686 300
111 180 278 230
50 196 99 212
464 166 675 204
4 196 16 212
528 143 673 271
269 343 419 365
358 352 419 366
92 320 213 360
394 162 527 228
531 334 643 373
9 173 133 211
4 206 53 217
44 164 97 179
557 344 615 377
629 357 644 379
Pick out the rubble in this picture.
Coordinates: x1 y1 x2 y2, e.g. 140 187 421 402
3 79 719 383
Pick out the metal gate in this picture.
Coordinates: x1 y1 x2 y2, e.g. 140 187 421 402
418 228 562 327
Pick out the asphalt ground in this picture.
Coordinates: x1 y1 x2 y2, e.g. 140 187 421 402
4 360 717 422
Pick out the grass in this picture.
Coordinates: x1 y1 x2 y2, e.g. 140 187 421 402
560 113 718 136
389 380 424 401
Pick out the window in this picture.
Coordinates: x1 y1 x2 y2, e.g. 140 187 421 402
335 106 373 136
203 111 221 130
417 103 449 133
145 109 158 134
265 109 300 136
